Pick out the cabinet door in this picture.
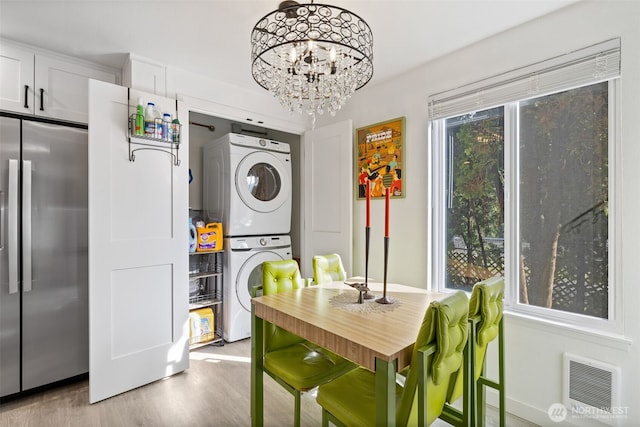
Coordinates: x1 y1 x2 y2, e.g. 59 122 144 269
0 43 34 114
88 80 189 403
123 55 167 97
35 54 116 123
301 120 353 277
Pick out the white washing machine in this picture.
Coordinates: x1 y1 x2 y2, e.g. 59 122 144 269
203 133 292 237
223 234 292 342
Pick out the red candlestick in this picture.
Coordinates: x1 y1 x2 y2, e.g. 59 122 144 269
366 180 371 227
384 187 390 237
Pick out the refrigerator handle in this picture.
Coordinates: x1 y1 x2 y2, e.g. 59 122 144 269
8 159 19 294
23 160 33 292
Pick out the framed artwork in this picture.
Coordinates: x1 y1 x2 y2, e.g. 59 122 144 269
355 117 405 199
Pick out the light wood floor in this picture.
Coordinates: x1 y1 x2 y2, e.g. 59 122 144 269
0 339 538 426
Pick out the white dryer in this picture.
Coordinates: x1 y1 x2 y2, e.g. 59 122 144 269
203 133 292 237
223 234 292 342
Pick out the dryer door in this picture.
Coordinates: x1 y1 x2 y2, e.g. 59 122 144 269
235 151 291 213
235 250 285 312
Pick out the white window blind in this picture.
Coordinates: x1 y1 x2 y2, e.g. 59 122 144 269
428 38 620 119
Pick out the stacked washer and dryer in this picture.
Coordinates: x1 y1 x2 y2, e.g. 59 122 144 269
203 133 293 342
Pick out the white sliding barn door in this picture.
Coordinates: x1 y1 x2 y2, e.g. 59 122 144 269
301 120 353 277
88 80 189 403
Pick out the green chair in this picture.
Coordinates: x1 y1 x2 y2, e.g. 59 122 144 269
441 276 505 427
254 259 355 427
316 291 470 427
312 253 347 285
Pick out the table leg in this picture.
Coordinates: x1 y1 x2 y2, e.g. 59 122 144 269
375 357 397 425
251 305 264 427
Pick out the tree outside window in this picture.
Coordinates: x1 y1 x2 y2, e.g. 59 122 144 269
519 82 608 318
445 107 505 292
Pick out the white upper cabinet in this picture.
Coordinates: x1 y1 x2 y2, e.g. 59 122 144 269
0 40 118 123
0 43 34 114
122 53 167 97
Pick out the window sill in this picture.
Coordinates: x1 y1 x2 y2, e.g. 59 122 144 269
503 309 633 352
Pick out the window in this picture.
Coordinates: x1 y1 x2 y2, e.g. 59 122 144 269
429 40 619 328
443 107 505 293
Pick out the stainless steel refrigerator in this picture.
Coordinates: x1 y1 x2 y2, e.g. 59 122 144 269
0 114 88 397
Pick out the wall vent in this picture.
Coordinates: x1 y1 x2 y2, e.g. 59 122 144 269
563 353 621 425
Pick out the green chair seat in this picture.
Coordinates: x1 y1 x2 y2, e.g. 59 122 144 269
316 291 470 427
265 341 356 391
316 367 403 426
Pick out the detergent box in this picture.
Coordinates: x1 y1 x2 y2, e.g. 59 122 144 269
189 308 215 345
196 223 223 252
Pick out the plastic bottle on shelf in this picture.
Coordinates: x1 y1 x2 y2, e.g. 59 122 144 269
162 113 171 141
171 117 181 143
153 105 163 139
144 102 156 136
166 113 175 142
135 98 144 136
188 218 197 253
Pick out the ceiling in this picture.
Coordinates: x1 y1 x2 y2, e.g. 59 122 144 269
0 0 579 95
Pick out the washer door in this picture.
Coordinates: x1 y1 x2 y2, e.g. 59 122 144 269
235 250 285 312
235 151 290 213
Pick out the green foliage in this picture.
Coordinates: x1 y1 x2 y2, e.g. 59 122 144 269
446 109 505 288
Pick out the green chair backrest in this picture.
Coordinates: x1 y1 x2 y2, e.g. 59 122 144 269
397 291 469 426
262 259 308 352
470 276 504 349
448 276 504 403
312 254 347 285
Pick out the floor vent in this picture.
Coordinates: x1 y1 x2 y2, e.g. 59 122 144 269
563 353 620 425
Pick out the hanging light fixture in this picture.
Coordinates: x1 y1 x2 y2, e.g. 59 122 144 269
251 1 373 121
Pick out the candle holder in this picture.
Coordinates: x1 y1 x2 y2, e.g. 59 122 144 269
377 185 393 304
376 186 393 304
362 226 375 300
376 237 393 304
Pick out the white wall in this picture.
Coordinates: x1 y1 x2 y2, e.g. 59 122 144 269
317 1 640 425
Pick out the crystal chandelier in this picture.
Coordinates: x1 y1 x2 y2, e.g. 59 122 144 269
251 1 373 121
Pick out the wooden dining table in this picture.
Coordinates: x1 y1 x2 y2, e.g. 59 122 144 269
250 281 447 426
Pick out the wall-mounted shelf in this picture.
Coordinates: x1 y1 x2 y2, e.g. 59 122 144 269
128 114 181 166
